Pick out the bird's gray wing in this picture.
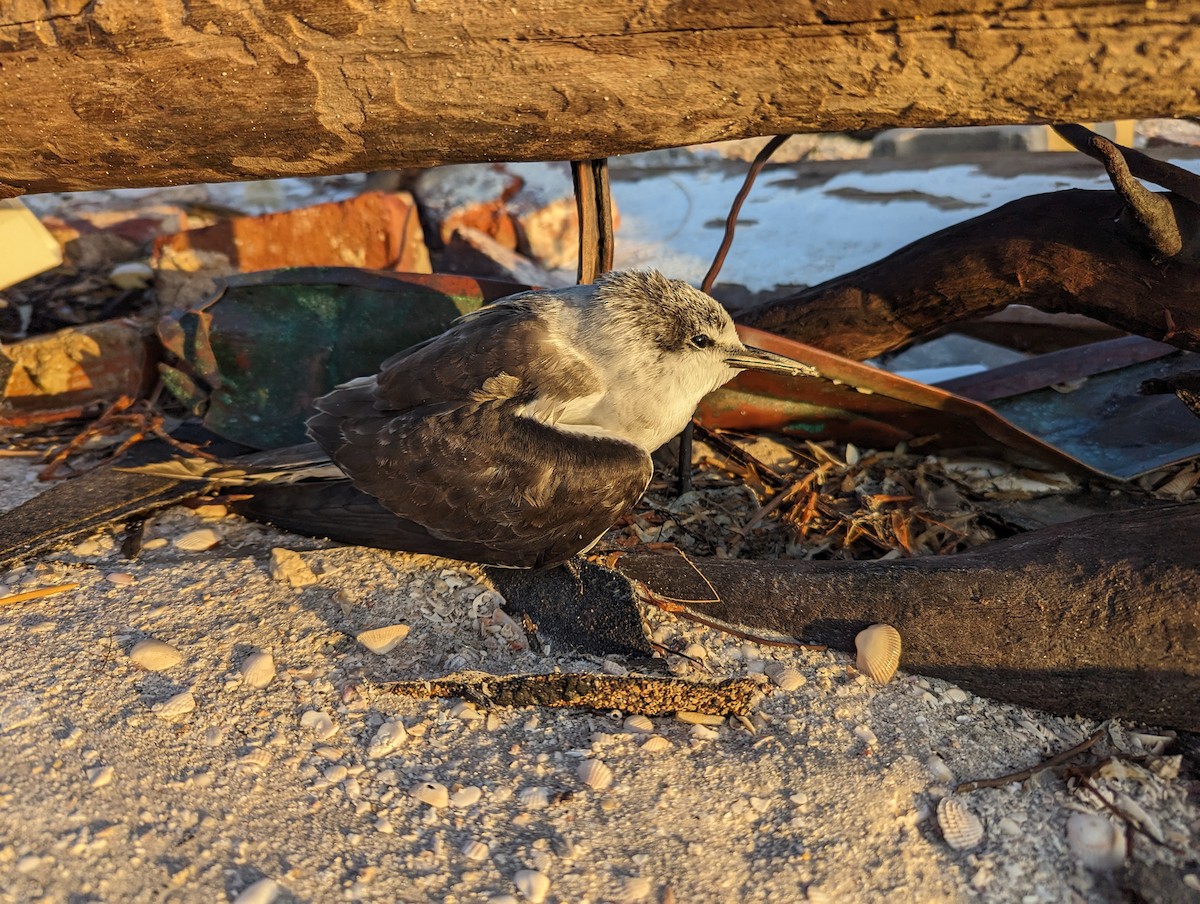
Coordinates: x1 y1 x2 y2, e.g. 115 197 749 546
306 298 652 567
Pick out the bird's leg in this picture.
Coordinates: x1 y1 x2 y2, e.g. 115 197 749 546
561 557 587 596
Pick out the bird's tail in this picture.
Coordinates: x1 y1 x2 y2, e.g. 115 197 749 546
118 442 345 486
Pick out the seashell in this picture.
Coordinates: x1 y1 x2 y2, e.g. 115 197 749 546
450 701 484 722
937 797 984 850
674 710 724 726
577 758 614 791
239 749 272 772
109 261 154 290
1066 812 1125 870
640 736 673 753
323 764 348 783
231 878 281 904
518 786 551 810
129 638 182 671
299 710 337 740
356 624 410 654
681 642 707 661
690 724 720 741
769 666 806 692
412 781 449 808
151 691 196 722
173 527 221 552
622 876 653 902
88 765 114 788
925 754 953 784
269 548 318 588
106 572 135 586
142 537 169 551
313 746 342 761
853 725 878 747
193 503 227 519
855 624 902 683
239 651 276 689
450 785 483 808
366 720 407 758
513 869 551 904
461 838 490 861
623 714 654 734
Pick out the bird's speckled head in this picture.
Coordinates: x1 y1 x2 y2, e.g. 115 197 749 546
553 269 810 451
590 269 736 354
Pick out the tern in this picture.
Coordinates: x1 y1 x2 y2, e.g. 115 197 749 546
138 270 818 568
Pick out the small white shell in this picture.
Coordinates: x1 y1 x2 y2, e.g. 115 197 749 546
239 749 272 771
450 701 484 722
621 876 653 902
109 261 155 290
88 765 114 788
129 638 182 671
299 710 337 740
412 781 449 808
450 785 483 808
1066 813 1125 870
356 624 410 654
366 720 408 758
239 651 275 689
518 786 551 810
768 666 806 692
461 838 490 861
269 547 318 588
937 797 984 850
513 869 551 904
623 714 654 734
855 624 902 683
173 527 221 552
640 736 673 753
577 758 614 791
151 691 196 722
231 878 281 904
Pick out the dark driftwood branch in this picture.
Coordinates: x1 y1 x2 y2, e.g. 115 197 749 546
1052 124 1200 203
739 188 1200 360
614 503 1200 730
3 3 1200 193
741 127 1200 358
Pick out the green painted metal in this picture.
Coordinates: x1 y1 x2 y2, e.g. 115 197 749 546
158 268 527 448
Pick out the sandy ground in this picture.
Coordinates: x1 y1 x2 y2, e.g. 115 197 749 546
0 454 1196 904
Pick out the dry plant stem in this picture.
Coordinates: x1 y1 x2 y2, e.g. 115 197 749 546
635 580 825 651
954 725 1107 793
681 134 790 497
701 134 792 294
0 583 81 607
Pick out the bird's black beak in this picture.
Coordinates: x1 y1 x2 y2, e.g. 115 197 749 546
725 345 819 377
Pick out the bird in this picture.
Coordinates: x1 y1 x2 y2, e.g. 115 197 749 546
134 270 820 568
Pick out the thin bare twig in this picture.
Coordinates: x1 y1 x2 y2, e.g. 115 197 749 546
955 725 1107 793
0 582 80 607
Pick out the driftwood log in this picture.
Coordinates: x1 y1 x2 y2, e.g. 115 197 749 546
740 128 1200 359
3 3 1200 195
614 504 1200 730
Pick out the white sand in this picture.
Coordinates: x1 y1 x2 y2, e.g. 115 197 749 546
0 457 1195 904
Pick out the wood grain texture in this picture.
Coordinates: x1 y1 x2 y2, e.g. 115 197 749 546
3 1 1200 194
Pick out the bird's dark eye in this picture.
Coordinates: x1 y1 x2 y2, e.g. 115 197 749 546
690 334 714 349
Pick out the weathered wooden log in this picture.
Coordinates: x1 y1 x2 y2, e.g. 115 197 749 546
3 2 1200 195
614 503 1200 730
